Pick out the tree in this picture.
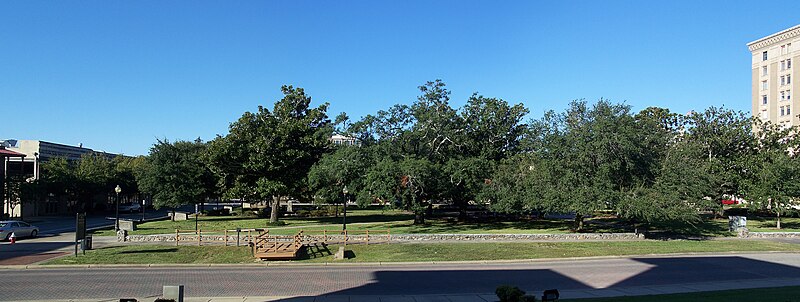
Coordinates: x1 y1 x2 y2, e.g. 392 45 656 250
683 107 756 203
524 100 642 230
308 145 373 211
209 85 332 223
743 122 800 229
139 139 215 214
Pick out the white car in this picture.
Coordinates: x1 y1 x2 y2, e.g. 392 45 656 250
118 203 142 213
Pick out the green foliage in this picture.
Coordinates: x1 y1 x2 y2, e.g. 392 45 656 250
39 152 140 213
206 85 332 223
139 139 215 210
742 121 800 228
496 285 526 302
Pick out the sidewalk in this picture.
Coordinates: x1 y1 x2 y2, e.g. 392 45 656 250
13 277 800 301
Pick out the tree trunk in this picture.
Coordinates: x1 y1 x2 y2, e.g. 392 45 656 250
270 195 280 223
414 211 425 224
458 205 467 221
171 208 176 221
777 211 782 229
574 214 584 232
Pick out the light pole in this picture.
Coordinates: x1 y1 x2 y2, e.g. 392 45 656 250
114 185 121 231
342 185 348 232
141 199 146 222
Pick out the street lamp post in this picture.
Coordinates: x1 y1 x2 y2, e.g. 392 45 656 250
114 185 121 231
342 186 348 232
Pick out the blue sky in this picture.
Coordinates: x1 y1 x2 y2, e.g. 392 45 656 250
2 1 799 156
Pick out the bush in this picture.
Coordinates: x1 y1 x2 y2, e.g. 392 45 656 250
496 285 536 302
266 220 287 226
496 285 525 302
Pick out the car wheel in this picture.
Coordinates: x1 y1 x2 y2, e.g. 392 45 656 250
30 230 38 238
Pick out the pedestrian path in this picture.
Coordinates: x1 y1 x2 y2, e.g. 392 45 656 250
15 277 800 302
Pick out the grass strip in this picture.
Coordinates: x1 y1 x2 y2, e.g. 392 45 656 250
299 240 800 262
43 240 799 265
44 245 255 265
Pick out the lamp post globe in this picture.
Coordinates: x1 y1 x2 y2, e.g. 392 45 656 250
114 185 122 231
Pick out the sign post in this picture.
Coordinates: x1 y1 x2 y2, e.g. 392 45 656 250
75 213 86 256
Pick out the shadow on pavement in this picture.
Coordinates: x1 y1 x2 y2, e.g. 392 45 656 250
0 240 75 265
268 255 800 301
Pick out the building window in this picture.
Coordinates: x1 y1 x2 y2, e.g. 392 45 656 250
763 51 768 61
782 45 787 55
764 66 769 75
781 91 786 101
788 105 792 116
789 90 792 100
763 80 768 90
788 75 792 85
763 95 768 104
781 76 786 86
789 59 793 69
781 61 786 70
781 106 785 116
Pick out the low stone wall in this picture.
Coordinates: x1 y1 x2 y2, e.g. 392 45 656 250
121 232 643 243
739 232 800 238
388 233 643 241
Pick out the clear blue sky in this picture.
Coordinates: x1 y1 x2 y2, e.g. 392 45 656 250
2 1 799 156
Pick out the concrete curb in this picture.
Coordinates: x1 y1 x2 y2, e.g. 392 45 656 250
3 250 799 270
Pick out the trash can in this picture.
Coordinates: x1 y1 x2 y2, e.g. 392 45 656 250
82 235 93 250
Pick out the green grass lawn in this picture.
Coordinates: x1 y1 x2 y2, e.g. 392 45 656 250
299 240 800 262
94 208 414 236
42 240 800 265
93 205 800 238
741 216 800 232
95 206 640 236
561 286 800 301
44 245 255 265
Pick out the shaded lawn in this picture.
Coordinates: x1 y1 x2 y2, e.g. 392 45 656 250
561 286 800 301
741 216 800 232
44 245 255 265
298 240 800 263
94 208 413 236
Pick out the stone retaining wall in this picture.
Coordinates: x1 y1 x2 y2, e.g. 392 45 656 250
739 231 800 238
121 232 643 243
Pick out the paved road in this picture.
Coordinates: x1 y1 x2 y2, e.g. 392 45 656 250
3 252 800 301
0 211 170 265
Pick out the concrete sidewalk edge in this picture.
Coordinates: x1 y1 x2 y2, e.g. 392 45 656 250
3 250 799 270
11 278 800 302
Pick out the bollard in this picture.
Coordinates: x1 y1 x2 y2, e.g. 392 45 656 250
163 285 184 302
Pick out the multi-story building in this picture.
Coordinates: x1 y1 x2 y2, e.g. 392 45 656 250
1 139 121 218
748 25 800 128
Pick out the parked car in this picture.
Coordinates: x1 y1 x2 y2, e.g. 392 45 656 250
118 203 142 213
0 220 39 240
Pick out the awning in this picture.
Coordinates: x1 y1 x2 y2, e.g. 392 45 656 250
0 148 26 158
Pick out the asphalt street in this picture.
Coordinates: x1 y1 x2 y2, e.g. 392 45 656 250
3 252 800 301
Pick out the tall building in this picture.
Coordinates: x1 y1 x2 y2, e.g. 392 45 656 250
1 139 122 218
748 25 800 128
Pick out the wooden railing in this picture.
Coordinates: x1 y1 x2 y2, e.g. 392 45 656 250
174 228 267 246
173 228 392 249
301 229 391 245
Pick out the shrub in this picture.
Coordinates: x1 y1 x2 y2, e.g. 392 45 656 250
496 285 525 302
266 220 287 226
495 285 536 302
